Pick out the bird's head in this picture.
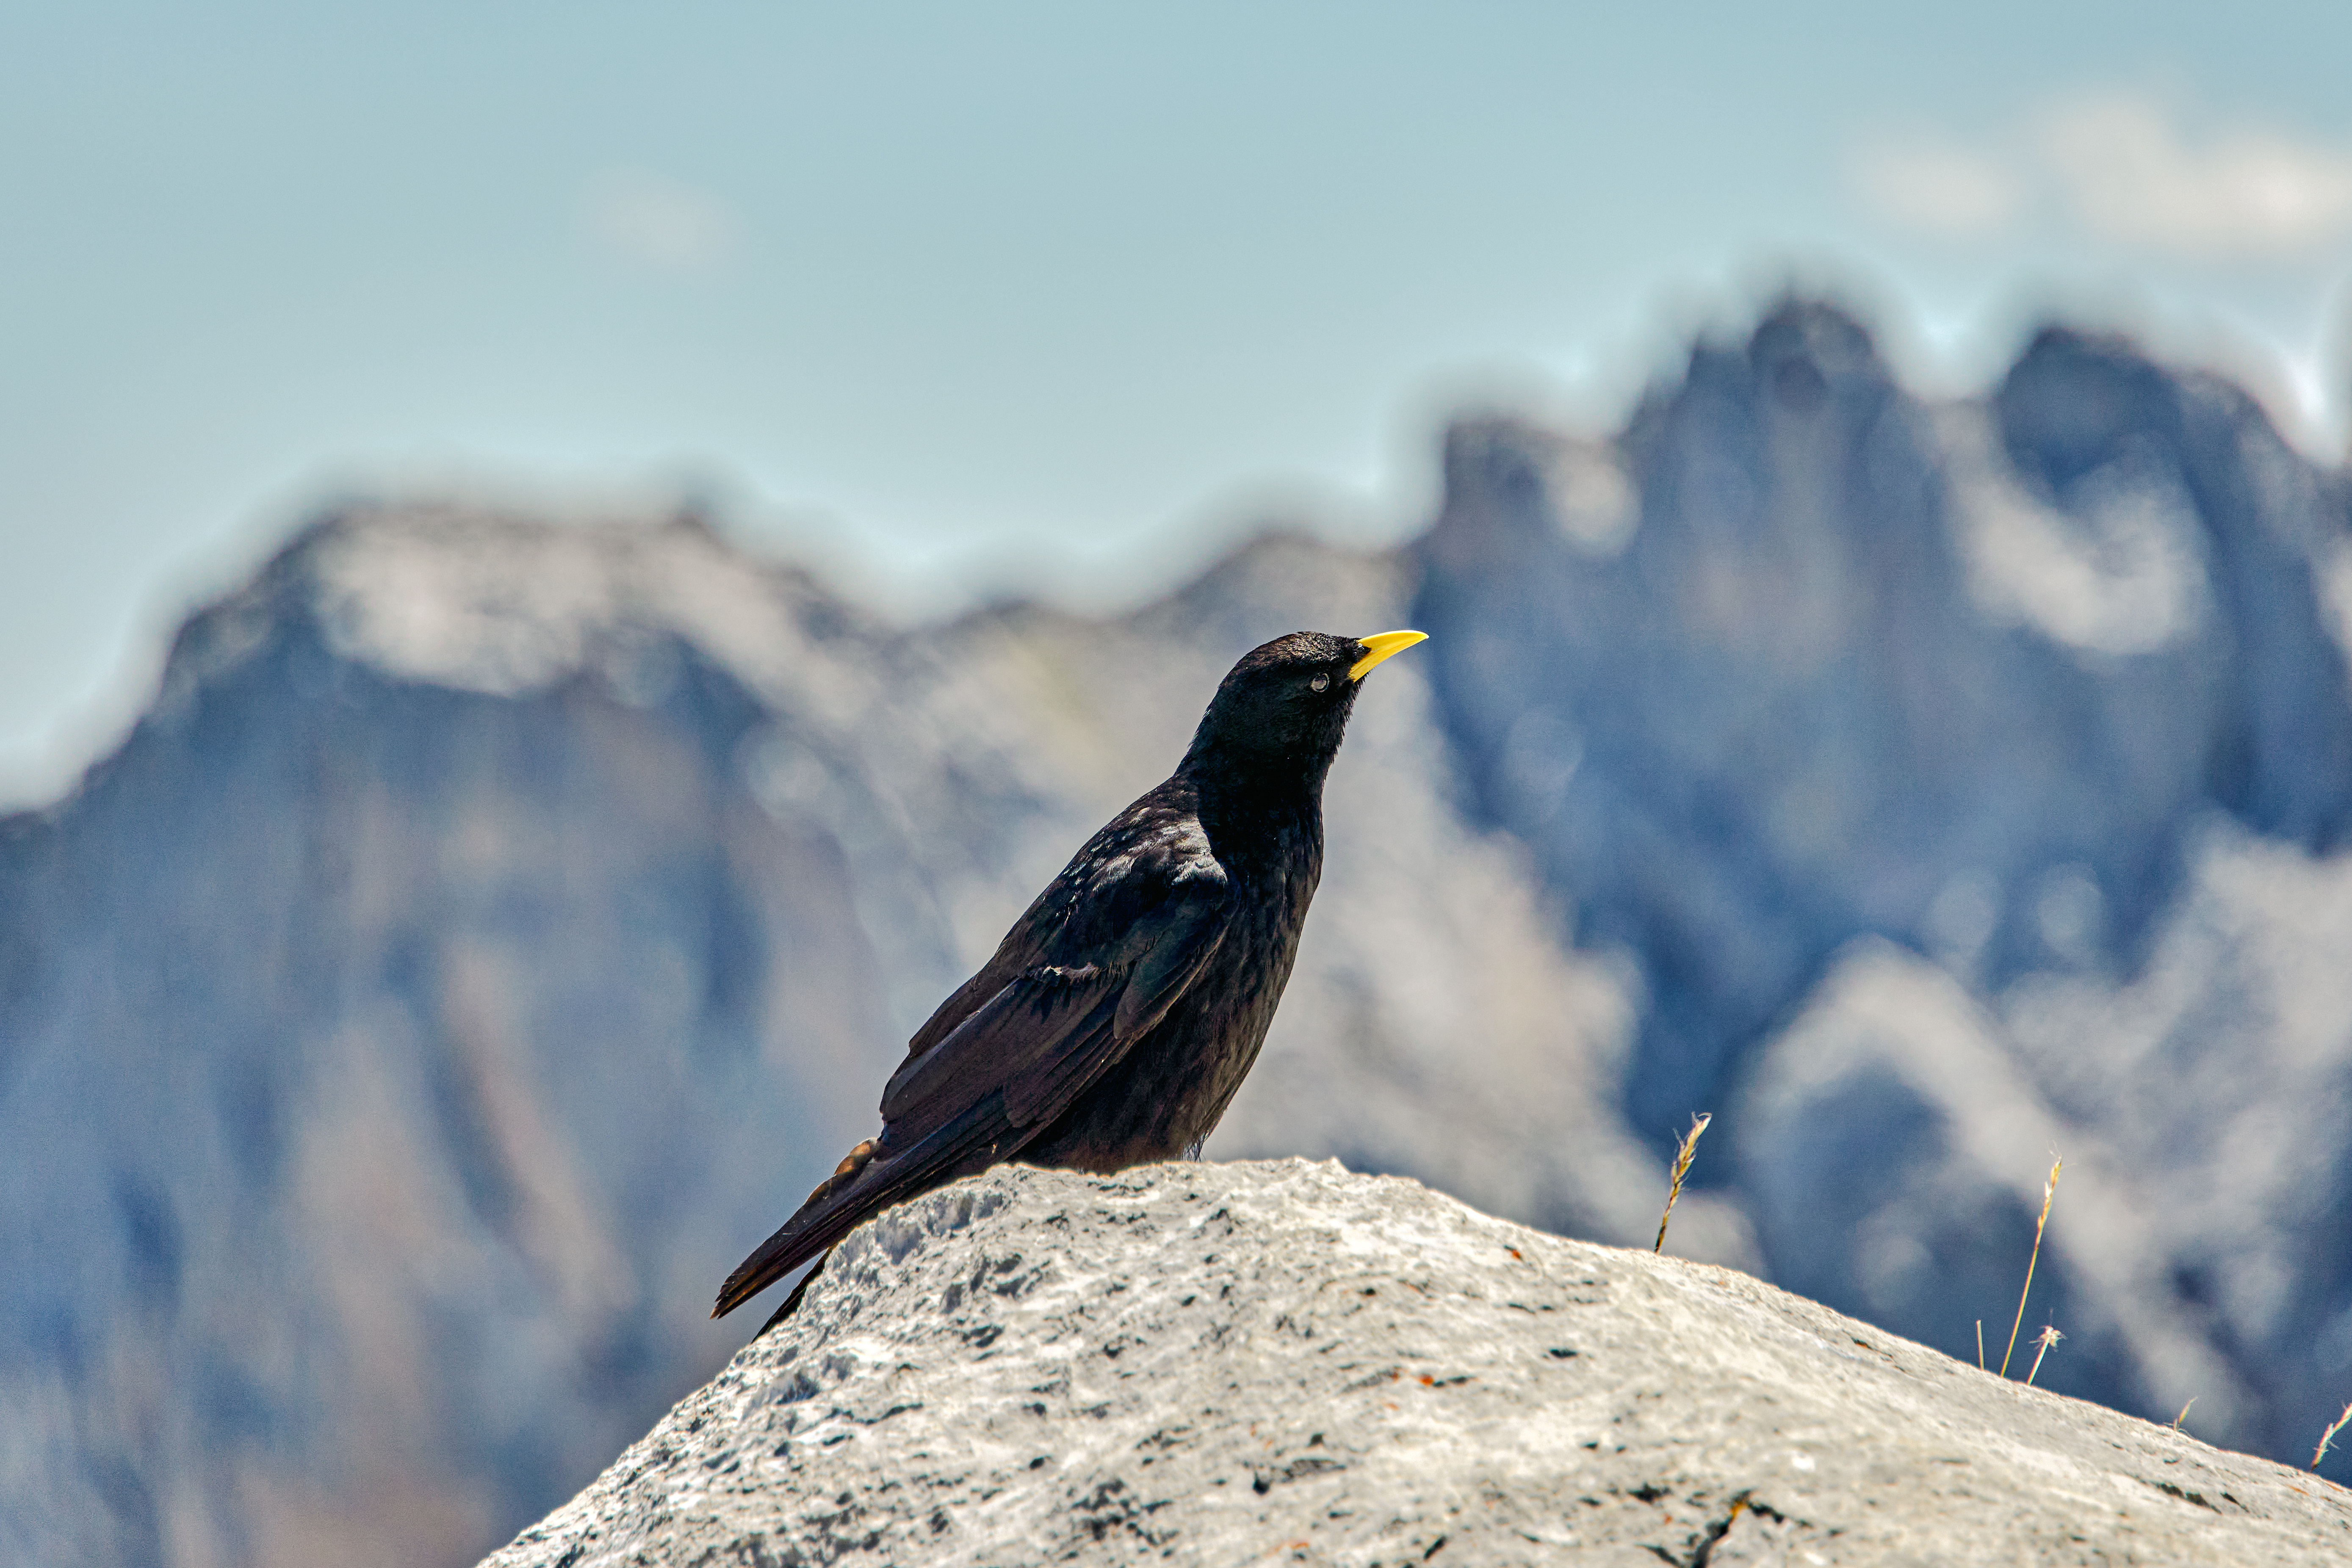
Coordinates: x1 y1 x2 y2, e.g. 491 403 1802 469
1182 630 1427 782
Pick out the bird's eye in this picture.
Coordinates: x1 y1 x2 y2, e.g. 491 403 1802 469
1309 674 1330 692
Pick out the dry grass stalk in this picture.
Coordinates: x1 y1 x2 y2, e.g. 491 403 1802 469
2172 1397 2196 1432
1652 1112 1713 1253
2024 1325 2064 1386
1975 1319 1985 1370
2314 1399 2352 1471
2001 1157 2063 1378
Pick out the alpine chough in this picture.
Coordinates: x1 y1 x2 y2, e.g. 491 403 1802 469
713 628 1427 1324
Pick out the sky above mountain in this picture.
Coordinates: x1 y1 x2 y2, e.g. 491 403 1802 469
3 0 2350 802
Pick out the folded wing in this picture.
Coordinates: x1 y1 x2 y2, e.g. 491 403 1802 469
712 832 1228 1319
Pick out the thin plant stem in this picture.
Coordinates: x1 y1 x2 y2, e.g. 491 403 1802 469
2025 1325 2063 1386
1975 1320 1984 1371
2171 1398 2195 1432
2001 1157 2062 1379
2314 1400 2352 1471
1653 1112 1713 1254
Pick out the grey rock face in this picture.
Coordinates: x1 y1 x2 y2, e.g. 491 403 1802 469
0 511 908 1568
484 1160 2352 1568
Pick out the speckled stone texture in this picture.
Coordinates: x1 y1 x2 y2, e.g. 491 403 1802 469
481 1161 2352 1567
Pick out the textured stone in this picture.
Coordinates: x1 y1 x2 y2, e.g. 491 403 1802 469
485 1161 2352 1567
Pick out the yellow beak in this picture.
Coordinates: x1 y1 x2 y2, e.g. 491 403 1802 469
1348 630 1428 682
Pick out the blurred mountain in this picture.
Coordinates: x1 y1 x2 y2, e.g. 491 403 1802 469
4 299 2351 1566
1415 303 2352 1460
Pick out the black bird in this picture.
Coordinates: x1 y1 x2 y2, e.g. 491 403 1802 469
713 628 1427 1325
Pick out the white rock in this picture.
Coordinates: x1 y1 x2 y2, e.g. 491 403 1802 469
485 1161 2352 1567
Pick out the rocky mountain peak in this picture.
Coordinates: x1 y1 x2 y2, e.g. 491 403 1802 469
486 1161 2352 1568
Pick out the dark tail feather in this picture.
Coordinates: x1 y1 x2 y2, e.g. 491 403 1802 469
714 1100 1015 1319
714 1182 863 1318
760 1251 829 1334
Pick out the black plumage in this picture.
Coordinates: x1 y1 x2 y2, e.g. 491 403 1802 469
712 628 1426 1325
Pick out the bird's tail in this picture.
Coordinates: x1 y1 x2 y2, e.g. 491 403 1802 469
713 1139 883 1318
712 1105 1010 1318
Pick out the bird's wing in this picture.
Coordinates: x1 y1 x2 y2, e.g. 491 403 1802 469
883 876 1228 1139
711 824 1228 1320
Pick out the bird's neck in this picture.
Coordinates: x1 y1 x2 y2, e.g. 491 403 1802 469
1186 758 1327 883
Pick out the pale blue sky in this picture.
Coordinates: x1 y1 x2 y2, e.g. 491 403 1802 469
4 2 2349 801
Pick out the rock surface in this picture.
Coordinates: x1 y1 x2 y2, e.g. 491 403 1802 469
485 1161 2352 1568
